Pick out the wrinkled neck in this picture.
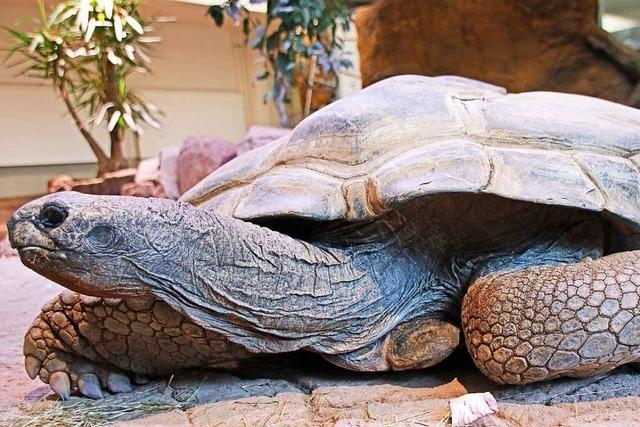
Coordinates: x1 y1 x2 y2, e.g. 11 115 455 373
136 209 399 354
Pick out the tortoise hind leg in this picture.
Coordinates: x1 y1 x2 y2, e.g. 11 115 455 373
323 317 460 371
462 251 640 385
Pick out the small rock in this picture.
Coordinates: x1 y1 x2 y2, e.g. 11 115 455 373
134 157 160 184
237 125 291 155
176 135 237 194
159 147 181 200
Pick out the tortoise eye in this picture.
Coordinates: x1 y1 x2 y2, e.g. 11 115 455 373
87 225 117 249
39 205 67 229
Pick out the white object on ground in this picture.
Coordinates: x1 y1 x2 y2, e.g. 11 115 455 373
450 392 498 426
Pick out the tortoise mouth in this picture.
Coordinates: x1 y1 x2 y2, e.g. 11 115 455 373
16 245 55 252
16 246 142 298
16 245 70 269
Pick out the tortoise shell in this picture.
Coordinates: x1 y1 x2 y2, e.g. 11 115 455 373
181 75 640 235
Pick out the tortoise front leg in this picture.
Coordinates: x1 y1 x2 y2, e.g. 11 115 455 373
24 292 256 399
462 251 640 385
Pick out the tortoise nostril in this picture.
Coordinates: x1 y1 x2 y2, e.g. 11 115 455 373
39 205 67 229
7 211 20 230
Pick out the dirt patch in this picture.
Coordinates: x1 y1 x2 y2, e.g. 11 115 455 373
119 387 640 427
0 258 62 407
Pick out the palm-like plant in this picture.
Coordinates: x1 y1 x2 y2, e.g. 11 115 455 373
4 0 163 176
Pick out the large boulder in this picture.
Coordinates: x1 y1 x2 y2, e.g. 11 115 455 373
355 0 640 105
176 136 237 195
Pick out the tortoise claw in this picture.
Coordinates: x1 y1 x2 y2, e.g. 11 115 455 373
49 372 71 401
24 355 41 380
107 373 133 394
78 373 103 400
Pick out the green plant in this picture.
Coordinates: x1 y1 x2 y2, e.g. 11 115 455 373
208 0 352 127
3 0 164 176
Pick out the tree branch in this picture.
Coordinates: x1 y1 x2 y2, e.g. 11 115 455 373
58 81 110 172
104 56 125 169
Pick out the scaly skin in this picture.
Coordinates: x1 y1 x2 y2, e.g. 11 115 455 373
9 192 423 356
10 191 640 397
24 292 256 399
27 292 463 398
463 251 640 385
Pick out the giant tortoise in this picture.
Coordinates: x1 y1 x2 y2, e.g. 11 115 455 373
8 75 640 399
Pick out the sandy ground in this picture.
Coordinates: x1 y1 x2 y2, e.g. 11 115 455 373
2 255 640 426
0 257 62 407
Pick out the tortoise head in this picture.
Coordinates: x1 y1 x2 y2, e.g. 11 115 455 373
7 192 195 298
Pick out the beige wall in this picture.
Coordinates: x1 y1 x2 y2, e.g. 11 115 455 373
0 0 279 197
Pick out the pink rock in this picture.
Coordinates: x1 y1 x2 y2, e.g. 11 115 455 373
159 147 181 200
176 136 237 194
237 126 291 155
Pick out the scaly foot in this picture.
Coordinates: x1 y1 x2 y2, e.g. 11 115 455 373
463 251 640 384
24 292 255 399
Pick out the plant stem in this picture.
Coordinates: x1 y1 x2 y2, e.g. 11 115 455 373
58 81 111 175
304 54 318 118
275 71 289 127
133 131 142 163
104 54 127 171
